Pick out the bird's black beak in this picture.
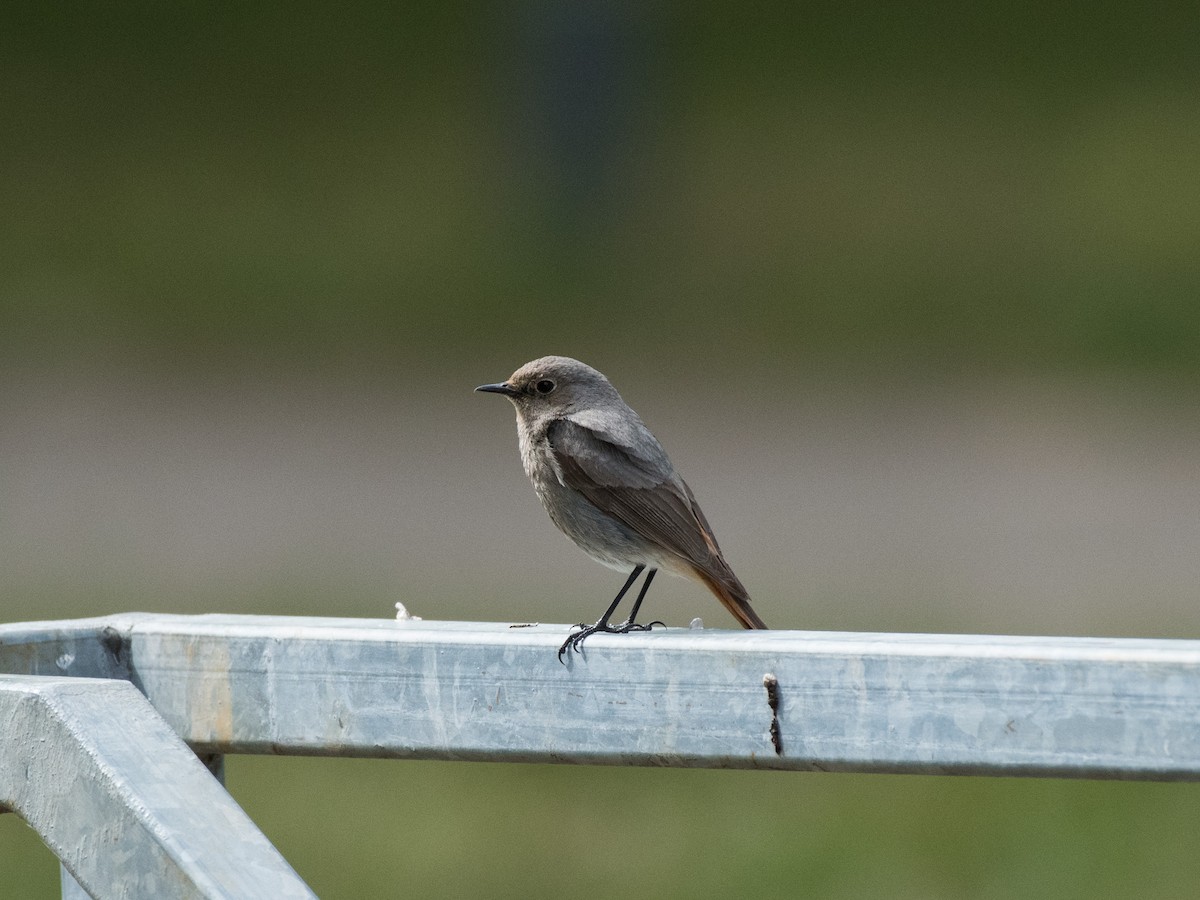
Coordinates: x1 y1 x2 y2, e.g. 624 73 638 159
475 381 520 397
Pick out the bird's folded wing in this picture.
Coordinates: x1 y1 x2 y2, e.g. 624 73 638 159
546 418 723 567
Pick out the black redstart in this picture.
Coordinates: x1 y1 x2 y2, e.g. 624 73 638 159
476 356 767 660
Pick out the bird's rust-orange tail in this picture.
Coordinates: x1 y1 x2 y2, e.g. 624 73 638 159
694 562 768 630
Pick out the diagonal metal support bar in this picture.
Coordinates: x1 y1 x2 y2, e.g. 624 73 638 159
0 675 314 899
5 614 1199 780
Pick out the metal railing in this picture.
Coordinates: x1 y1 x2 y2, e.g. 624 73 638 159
3 613 1200 897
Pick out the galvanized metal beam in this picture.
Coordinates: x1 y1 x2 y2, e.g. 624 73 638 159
6 614 1198 780
0 675 314 899
0 615 136 681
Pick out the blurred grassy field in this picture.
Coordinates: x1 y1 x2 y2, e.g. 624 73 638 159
6 757 1200 898
4 3 1200 896
3 3 1199 377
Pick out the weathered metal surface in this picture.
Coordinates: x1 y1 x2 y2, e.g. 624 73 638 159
9 614 1197 779
0 615 143 681
4 614 1200 780
129 617 1200 779
59 867 89 900
0 675 314 899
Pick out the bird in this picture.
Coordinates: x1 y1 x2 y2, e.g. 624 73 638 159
476 356 767 661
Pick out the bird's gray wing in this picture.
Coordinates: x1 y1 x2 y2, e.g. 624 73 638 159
546 417 723 567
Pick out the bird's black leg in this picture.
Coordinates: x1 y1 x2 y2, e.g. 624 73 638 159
614 568 665 632
560 565 662 661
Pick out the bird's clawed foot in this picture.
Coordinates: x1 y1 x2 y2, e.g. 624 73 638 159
613 618 666 632
557 618 666 663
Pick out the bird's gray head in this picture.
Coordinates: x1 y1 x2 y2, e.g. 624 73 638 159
475 356 623 420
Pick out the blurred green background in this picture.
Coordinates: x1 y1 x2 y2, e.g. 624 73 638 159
4 2 1200 897
4 1 1200 376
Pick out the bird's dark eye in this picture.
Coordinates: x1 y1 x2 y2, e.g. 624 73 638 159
534 379 556 395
